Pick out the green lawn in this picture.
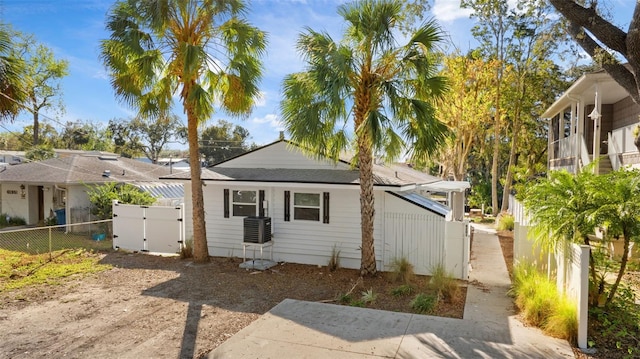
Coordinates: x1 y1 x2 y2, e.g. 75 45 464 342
0 248 112 292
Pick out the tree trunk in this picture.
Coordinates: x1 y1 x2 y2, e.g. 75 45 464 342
605 230 631 307
185 105 209 263
491 119 500 215
33 111 39 146
358 133 377 276
500 120 520 212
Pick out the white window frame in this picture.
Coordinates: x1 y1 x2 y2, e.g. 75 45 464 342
292 192 321 222
232 190 258 217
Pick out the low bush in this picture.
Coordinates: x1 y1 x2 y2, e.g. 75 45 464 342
510 262 577 341
496 213 515 231
0 214 26 228
361 288 378 305
180 239 193 259
428 263 460 302
388 257 414 284
410 293 438 314
391 284 414 297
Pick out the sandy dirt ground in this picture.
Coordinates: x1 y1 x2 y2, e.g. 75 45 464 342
0 252 465 359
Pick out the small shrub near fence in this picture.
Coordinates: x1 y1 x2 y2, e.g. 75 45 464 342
0 220 113 256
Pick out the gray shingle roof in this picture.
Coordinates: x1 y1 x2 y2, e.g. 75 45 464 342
0 155 172 184
160 139 442 188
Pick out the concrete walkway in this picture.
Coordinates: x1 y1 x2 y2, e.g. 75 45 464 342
210 225 575 358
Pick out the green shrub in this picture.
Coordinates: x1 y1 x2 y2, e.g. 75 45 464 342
361 288 378 304
391 284 414 297
0 214 26 227
428 263 460 302
410 293 438 314
389 257 415 284
337 293 352 304
511 262 578 342
497 213 515 231
543 296 578 344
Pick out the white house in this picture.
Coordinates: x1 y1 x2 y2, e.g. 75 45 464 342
164 140 470 279
543 67 640 174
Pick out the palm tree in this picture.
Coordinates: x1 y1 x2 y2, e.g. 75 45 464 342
101 0 266 262
0 25 26 121
591 169 640 306
281 0 449 275
522 165 601 303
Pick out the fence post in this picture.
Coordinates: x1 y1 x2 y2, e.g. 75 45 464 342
48 227 52 261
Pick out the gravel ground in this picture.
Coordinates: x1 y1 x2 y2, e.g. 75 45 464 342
0 252 465 359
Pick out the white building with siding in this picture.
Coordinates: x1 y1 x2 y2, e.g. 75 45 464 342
163 140 470 278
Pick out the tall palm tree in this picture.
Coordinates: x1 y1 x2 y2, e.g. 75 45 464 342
101 0 266 262
0 25 26 121
281 0 449 275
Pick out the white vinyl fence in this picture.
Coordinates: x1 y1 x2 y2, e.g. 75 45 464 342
383 212 470 279
511 195 589 349
112 201 185 254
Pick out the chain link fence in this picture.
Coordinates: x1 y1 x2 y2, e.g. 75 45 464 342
0 220 113 256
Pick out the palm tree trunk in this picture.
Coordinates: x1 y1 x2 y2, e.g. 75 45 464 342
605 230 631 306
185 105 209 263
358 134 377 276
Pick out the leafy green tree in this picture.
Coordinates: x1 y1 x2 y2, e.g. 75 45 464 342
591 169 640 306
0 25 26 121
200 119 255 164
281 0 449 275
25 144 55 161
87 182 156 220
108 118 144 158
434 52 498 181
109 114 184 163
11 31 68 145
58 120 112 151
101 0 266 263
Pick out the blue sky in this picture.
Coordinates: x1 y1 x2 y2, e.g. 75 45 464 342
0 0 635 149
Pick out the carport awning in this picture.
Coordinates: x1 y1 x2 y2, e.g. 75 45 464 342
420 181 470 192
389 192 451 218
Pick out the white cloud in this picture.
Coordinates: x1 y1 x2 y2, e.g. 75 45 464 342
252 113 283 130
432 0 473 23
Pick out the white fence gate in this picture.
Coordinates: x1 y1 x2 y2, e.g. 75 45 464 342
112 201 185 254
383 213 470 279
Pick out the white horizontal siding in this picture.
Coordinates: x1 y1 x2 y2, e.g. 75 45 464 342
185 184 385 270
216 141 349 170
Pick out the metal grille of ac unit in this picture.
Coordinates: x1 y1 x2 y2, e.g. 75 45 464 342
243 216 271 243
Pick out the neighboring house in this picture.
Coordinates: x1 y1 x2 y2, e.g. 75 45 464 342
0 150 25 165
0 154 182 226
163 140 470 278
543 68 640 174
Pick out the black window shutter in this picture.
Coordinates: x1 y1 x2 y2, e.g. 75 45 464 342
323 192 330 224
259 190 265 217
223 189 229 218
284 191 290 221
